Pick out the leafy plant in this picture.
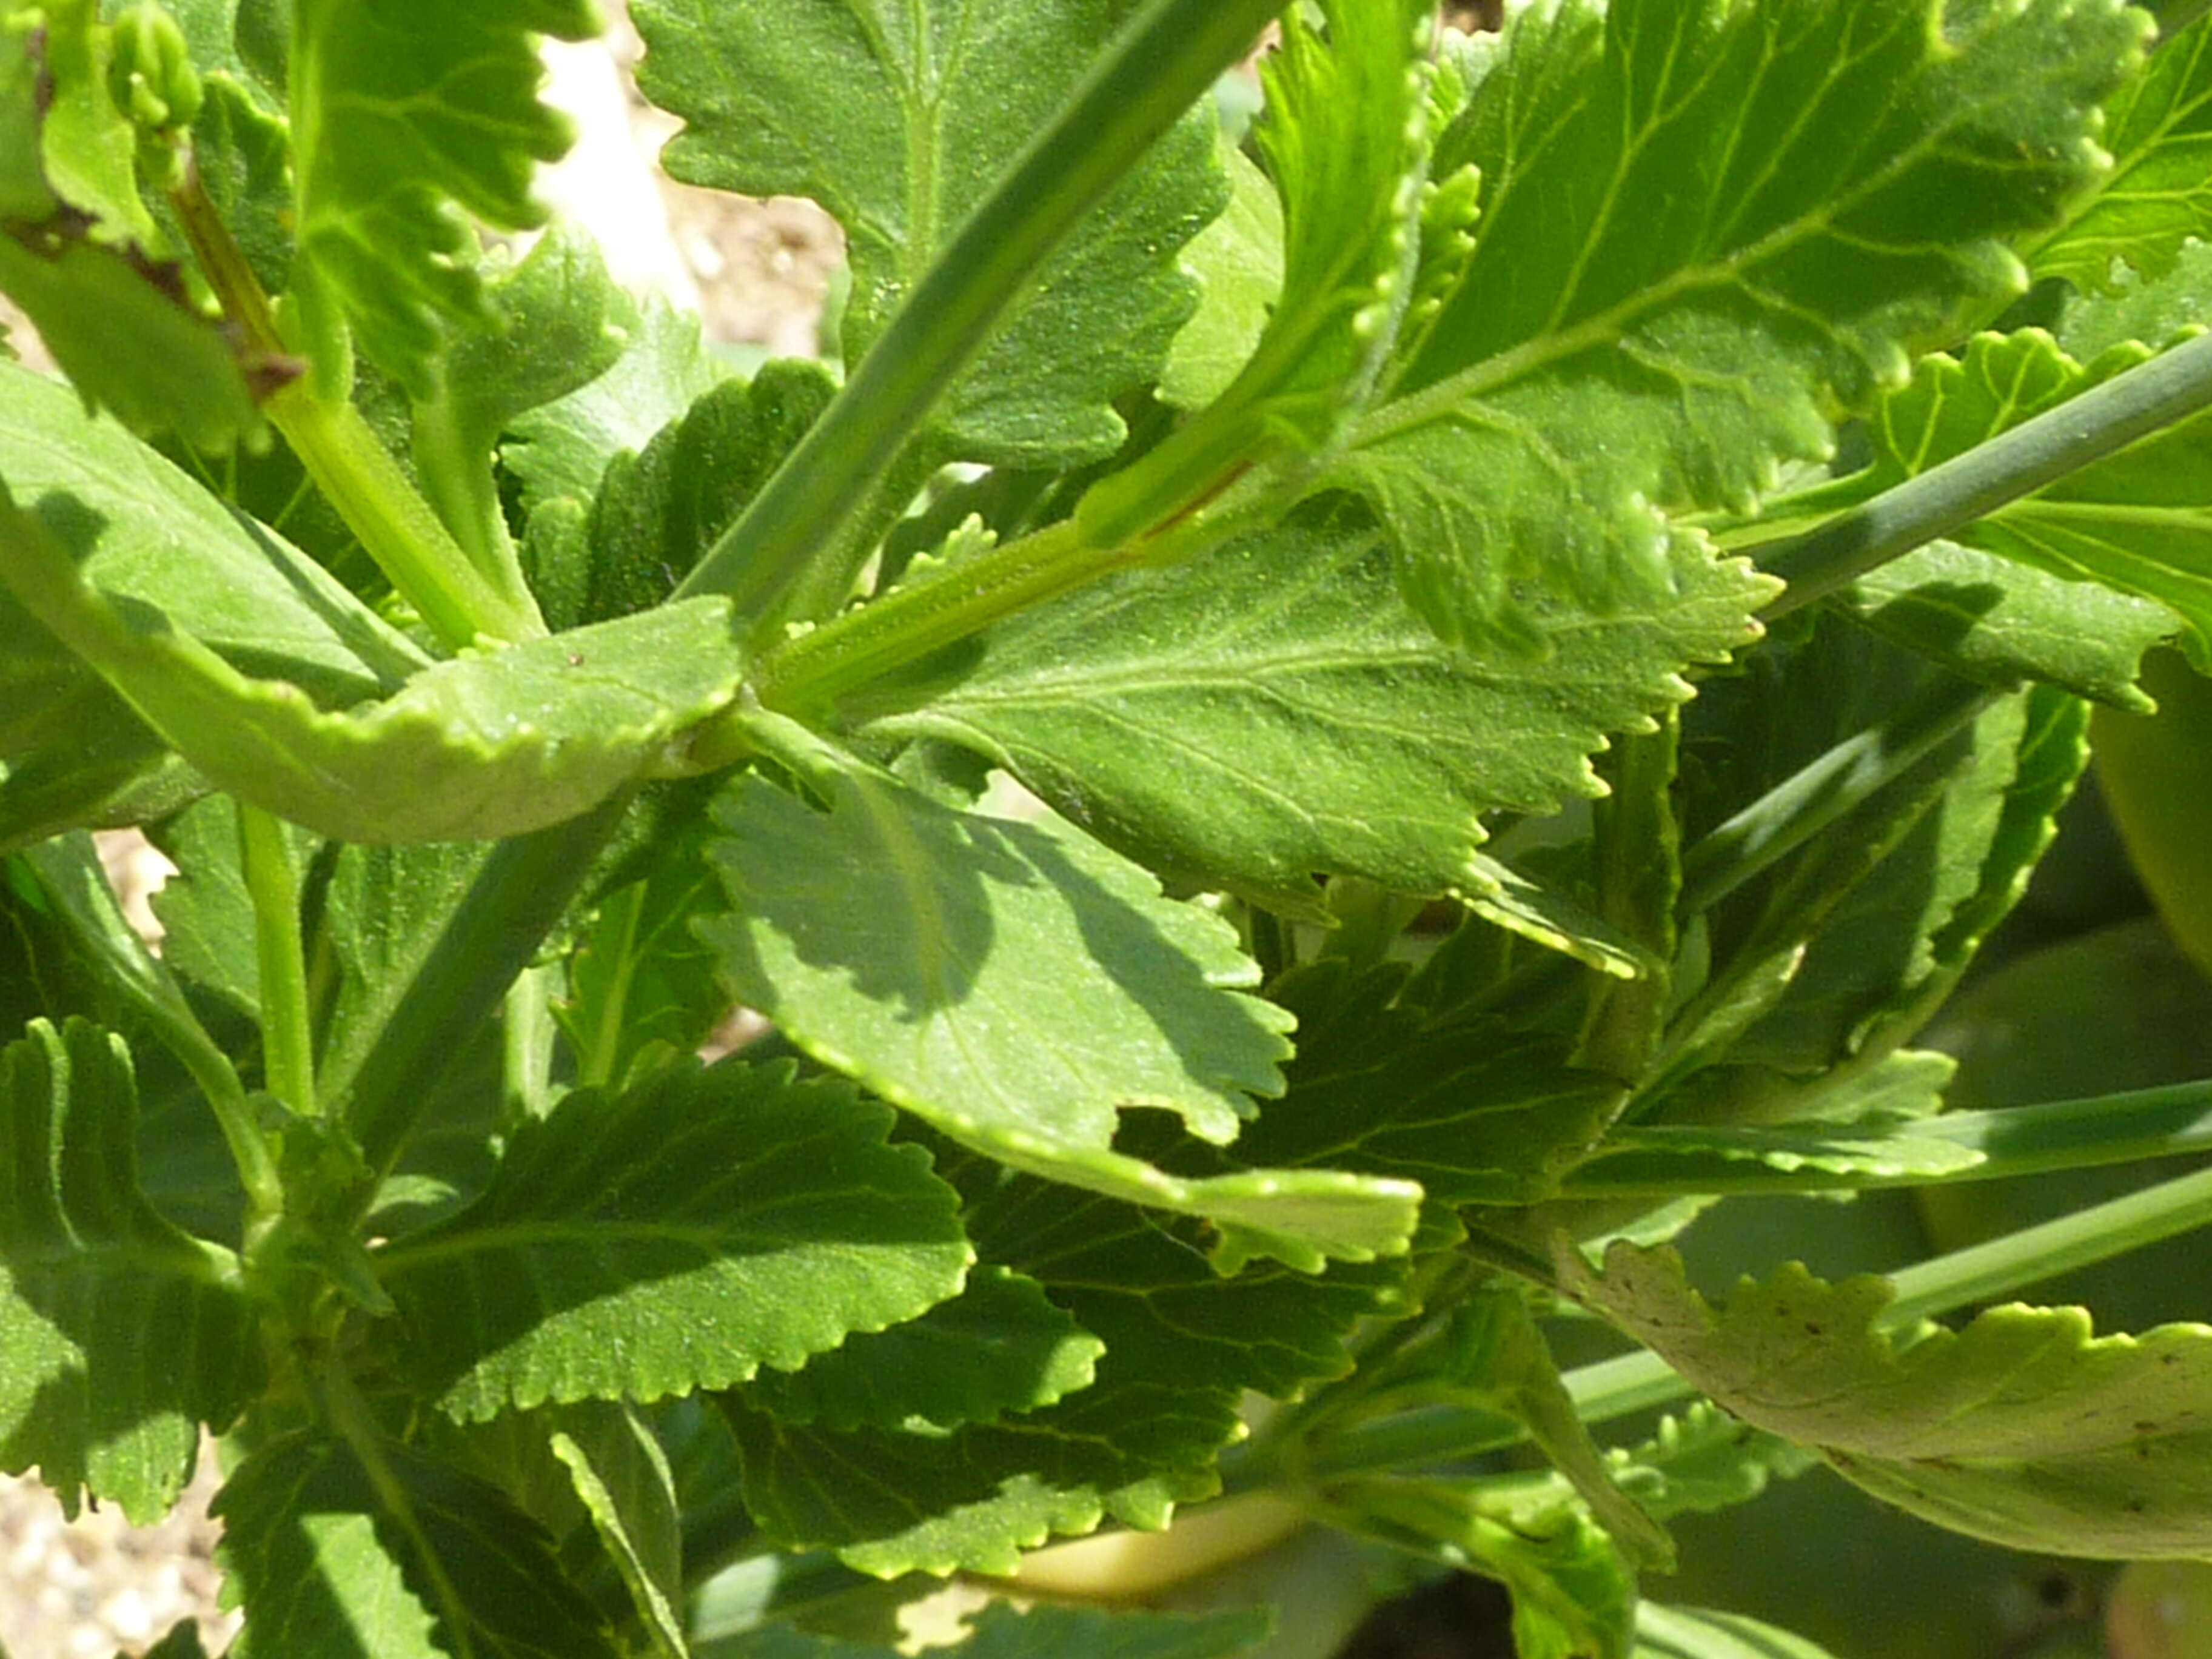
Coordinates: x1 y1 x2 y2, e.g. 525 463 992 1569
13 0 2212 1655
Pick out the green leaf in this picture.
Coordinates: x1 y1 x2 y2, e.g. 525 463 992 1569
1826 538 2175 712
0 356 423 709
1564 1241 2212 1557
548 1403 688 1659
310 841 491 1132
39 0 156 244
1633 1605 1843 1659
1838 329 2212 671
145 796 263 1022
722 1396 1218 1577
1447 1285 1675 1570
0 19 266 449
740 1264 1104 1432
1233 960 1621 1206
554 822 728 1093
505 290 738 525
373 1057 970 1422
729 1136 1416 1573
0 480 749 840
0 1019 258 1521
634 0 1222 468
1724 682 2087 1078
1158 141 1281 412
708 1602 1269 1659
569 360 839 626
703 722 1418 1270
286 0 602 394
2032 9 2212 293
216 1427 619 1659
1568 1118 1983 1196
1605 1402 1818 1524
847 500 1772 914
1339 0 2144 648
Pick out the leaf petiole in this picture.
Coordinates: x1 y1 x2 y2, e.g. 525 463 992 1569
237 801 317 1117
167 167 545 650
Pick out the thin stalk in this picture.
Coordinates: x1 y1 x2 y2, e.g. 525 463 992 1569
1677 679 2000 915
1281 1158 2212 1484
675 0 1289 637
169 167 543 650
1758 329 2212 613
237 802 317 1116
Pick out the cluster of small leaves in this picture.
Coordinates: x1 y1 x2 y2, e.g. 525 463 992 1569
13 0 2212 1656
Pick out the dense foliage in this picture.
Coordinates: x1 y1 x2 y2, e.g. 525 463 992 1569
11 0 2212 1654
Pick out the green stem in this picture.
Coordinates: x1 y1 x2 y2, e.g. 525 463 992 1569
169 167 543 650
1758 329 2212 613
338 795 630 1186
752 518 1096 713
237 802 317 1116
1564 1076 2212 1198
674 0 1289 637
1285 1158 2212 1484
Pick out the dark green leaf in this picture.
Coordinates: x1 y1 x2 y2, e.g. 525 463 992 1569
740 1265 1103 1432
634 0 1222 468
0 1019 258 1521
572 360 837 626
1230 960 1620 1206
704 722 1419 1270
138 1620 214 1659
146 795 266 1023
848 500 1771 914
374 1058 970 1421
1565 1242 2212 1557
1326 1473 1637 1659
1076 0 1435 542
504 291 737 526
216 1427 619 1659
729 1135 1418 1573
554 820 728 1093
0 357 424 716
286 0 602 393
1341 0 2143 647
